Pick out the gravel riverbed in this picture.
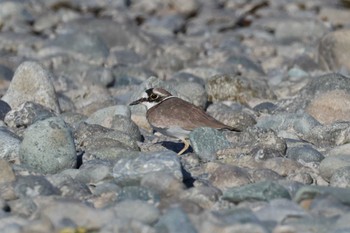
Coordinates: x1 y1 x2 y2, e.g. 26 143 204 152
1 0 350 232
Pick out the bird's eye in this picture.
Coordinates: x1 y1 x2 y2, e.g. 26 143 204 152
149 93 158 100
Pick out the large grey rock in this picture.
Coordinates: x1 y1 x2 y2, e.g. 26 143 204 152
189 127 231 161
286 143 324 163
112 151 182 185
319 144 350 181
1 61 60 113
19 117 76 174
74 123 139 162
223 181 291 203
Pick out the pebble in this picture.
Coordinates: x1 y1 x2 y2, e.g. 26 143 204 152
19 117 76 174
112 151 182 185
0 159 16 184
189 127 232 161
0 100 11 120
1 61 60 114
330 166 350 188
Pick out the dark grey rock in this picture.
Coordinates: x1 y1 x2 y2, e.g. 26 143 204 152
112 151 182 185
286 143 324 163
189 127 232 161
19 117 76 174
0 100 11 120
74 122 139 162
1 61 60 114
223 181 291 203
14 175 60 198
155 207 197 233
253 102 278 115
111 65 156 87
330 166 350 188
0 127 20 162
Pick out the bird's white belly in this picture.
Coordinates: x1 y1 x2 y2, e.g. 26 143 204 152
153 126 191 140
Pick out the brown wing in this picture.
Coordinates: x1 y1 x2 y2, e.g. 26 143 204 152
147 97 237 131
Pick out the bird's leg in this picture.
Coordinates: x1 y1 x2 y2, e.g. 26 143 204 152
178 138 190 155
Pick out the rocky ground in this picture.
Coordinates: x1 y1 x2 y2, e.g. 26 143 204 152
1 0 350 232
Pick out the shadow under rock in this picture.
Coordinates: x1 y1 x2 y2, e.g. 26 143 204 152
160 141 196 188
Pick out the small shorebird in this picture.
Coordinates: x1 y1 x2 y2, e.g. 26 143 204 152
130 87 238 155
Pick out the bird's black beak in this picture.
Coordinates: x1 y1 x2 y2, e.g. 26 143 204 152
129 98 147 106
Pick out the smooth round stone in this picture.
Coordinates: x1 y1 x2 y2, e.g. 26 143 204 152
179 185 222 209
223 181 291 203
205 163 252 191
330 166 350 188
19 117 76 174
286 144 324 163
173 81 207 108
1 61 60 114
0 127 20 162
112 151 183 185
256 111 321 135
0 100 11 120
113 200 160 224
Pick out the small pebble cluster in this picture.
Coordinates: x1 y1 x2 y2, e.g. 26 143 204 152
1 0 350 232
